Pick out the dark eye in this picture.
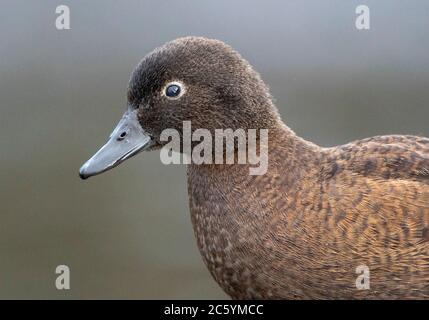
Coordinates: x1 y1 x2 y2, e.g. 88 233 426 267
165 84 181 98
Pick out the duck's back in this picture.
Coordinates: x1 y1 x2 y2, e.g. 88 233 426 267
313 135 429 298
188 132 429 299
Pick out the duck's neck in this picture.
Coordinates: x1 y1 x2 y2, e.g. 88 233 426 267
187 119 321 198
186 118 322 297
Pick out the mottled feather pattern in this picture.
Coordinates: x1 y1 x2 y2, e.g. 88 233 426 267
189 130 429 299
124 37 429 299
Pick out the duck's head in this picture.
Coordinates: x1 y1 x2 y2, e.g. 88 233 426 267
79 37 280 179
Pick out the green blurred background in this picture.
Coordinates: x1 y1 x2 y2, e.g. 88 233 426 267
0 0 428 299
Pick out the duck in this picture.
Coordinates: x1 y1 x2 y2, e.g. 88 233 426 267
79 36 429 299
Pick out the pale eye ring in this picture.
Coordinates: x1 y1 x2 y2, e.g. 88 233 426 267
163 81 185 99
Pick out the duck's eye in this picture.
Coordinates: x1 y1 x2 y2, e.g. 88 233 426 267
165 84 182 98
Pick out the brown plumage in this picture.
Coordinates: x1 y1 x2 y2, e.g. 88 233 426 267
81 37 429 299
189 132 429 299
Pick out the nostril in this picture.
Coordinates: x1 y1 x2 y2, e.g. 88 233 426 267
117 131 127 141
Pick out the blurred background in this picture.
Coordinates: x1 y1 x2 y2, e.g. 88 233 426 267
0 0 428 299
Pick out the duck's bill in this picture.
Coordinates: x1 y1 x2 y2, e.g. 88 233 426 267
79 109 152 180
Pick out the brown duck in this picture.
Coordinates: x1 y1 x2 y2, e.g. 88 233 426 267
79 37 429 299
